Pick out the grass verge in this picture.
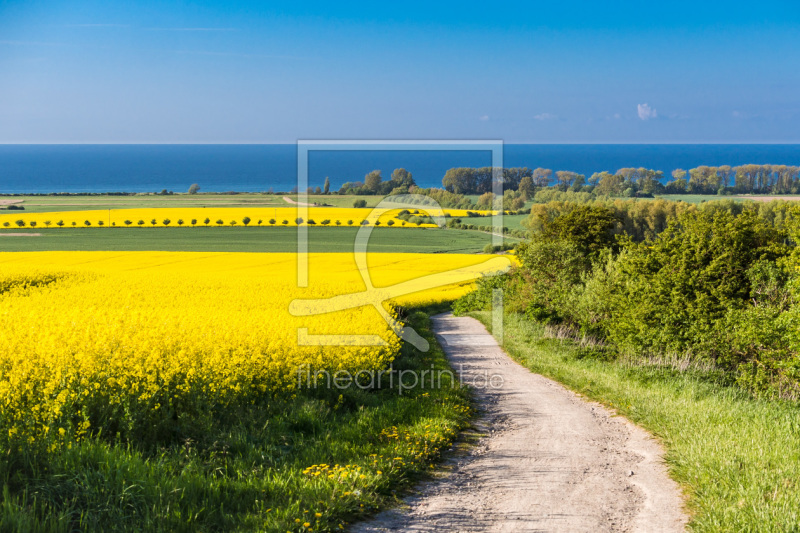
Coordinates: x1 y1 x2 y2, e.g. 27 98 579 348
471 311 800 532
0 306 472 532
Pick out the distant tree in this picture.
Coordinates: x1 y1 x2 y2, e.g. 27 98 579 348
314 186 322 194
56 220 64 227
361 220 369 225
324 177 331 194
335 220 341 226
72 221 77 227
151 219 157 227
2 222 9 227
29 221 37 228
442 167 476 194
321 219 331 226
14 220 24 227
269 219 276 225
375 221 381 226
84 220 91 227
555 171 581 189
44 220 52 227
257 219 262 225
295 218 303 225
518 175 535 199
188 183 201 194
204 217 210 226
347 220 354 225
97 220 104 226
476 192 495 209
216 219 224 225
159 189 168 195
665 169 688 194
387 220 395 226
191 219 197 226
124 220 132 226
532 168 553 188
594 172 625 196
230 220 237 226
308 219 316 225
137 220 144 227
282 219 289 225
391 168 415 188
364 170 382 193
242 216 251 226
353 199 367 208
163 219 171 226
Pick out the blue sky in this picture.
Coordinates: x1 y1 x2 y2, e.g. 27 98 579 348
1 0 799 143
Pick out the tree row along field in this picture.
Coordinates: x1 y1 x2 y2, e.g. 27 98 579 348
0 206 498 229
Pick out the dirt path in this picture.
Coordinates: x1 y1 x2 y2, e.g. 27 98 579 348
353 313 687 532
282 196 314 206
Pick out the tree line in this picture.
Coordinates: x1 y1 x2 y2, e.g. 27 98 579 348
438 164 800 196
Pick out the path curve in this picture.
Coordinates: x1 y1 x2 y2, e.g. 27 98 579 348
353 313 688 532
282 196 314 206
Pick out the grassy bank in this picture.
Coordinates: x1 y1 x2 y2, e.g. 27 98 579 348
0 227 501 253
1 307 471 532
471 311 800 531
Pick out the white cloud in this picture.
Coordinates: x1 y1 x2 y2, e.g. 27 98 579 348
479 115 490 121
637 103 657 120
533 113 558 121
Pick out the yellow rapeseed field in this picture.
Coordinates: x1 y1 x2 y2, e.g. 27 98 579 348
0 252 509 446
0 206 492 228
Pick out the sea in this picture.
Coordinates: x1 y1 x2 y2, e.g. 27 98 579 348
1 144 799 194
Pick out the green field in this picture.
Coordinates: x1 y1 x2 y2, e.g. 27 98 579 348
0 227 505 253
498 214 528 231
0 193 397 214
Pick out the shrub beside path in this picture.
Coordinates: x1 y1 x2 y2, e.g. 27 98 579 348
353 312 688 532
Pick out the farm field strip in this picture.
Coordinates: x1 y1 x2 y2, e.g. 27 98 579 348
0 206 493 228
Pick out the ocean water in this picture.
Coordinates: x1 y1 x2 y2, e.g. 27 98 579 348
0 144 799 194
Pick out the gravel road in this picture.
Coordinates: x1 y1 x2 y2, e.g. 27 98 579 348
352 312 688 532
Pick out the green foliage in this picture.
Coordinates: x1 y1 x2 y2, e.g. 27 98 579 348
536 204 619 257
603 210 789 358
468 200 800 397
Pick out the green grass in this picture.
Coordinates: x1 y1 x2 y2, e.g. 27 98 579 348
0 307 473 532
0 193 393 214
0 227 503 253
497 214 528 231
472 311 800 531
0 194 290 213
